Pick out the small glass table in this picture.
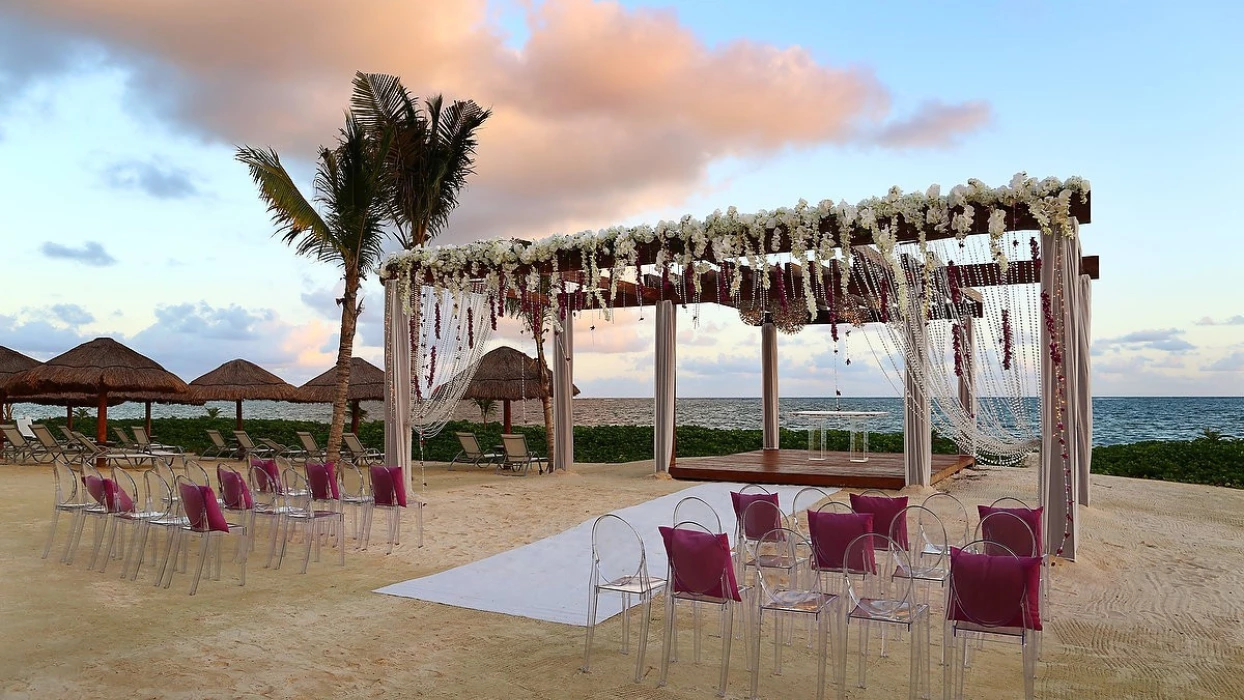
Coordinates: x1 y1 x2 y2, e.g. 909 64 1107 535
791 411 889 463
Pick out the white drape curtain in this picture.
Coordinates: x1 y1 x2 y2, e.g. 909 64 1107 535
1040 229 1087 560
654 301 676 473
1076 272 1093 506
553 316 574 472
903 308 932 486
383 278 412 487
761 321 779 450
957 317 977 458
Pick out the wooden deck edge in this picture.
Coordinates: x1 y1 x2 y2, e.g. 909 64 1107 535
931 455 976 485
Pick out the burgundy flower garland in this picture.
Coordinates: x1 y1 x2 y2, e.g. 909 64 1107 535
946 261 962 306
1030 237 1041 275
774 265 788 311
427 346 437 388
952 323 963 377
434 302 442 340
1001 309 1014 370
467 308 475 349
1042 286 1074 557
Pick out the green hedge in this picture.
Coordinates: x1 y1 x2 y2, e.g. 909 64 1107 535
1091 438 1244 489
40 417 956 463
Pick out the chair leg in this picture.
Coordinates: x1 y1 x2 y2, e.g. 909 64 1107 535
63 509 88 565
42 508 62 559
749 608 763 700
188 533 211 595
582 586 598 673
636 593 653 683
858 619 870 689
659 593 675 687
693 601 702 663
719 602 734 698
621 592 631 654
236 529 250 587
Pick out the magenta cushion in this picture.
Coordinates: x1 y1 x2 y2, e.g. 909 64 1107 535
199 485 230 532
370 466 407 507
179 481 206 530
250 457 281 491
84 475 107 505
659 526 741 602
102 479 135 513
978 505 1044 557
218 468 254 510
306 462 340 500
948 548 1042 631
807 510 876 574
849 493 909 549
731 491 781 540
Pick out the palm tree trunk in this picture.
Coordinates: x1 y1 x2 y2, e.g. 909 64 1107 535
327 268 361 464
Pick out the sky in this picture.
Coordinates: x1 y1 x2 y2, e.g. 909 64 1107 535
1 0 1242 399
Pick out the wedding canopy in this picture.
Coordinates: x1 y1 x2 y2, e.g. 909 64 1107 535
381 174 1095 559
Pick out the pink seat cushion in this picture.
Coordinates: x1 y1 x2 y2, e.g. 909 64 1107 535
83 475 107 505
659 526 742 602
807 510 876 574
731 491 781 540
218 468 254 510
180 481 230 532
978 505 1044 557
102 479 135 513
849 494 909 549
948 548 1042 631
370 466 407 507
306 462 340 500
251 457 281 491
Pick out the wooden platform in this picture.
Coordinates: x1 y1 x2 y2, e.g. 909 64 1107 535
668 449 974 490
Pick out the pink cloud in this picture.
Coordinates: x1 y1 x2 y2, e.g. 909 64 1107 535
5 0 991 242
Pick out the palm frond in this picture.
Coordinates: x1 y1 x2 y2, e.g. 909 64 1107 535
350 71 417 133
234 146 330 244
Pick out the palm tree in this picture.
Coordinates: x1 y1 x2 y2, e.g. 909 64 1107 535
473 398 496 425
349 72 491 249
236 116 393 463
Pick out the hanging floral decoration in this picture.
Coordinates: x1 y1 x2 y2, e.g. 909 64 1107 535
1001 309 1014 370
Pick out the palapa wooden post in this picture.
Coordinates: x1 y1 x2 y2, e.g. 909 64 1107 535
235 399 244 431
96 390 108 470
351 399 361 434
503 399 512 433
144 401 152 437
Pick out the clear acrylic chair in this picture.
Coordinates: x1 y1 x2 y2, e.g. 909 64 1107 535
792 487 833 534
582 514 667 683
978 500 1049 621
247 461 294 568
337 461 374 544
944 540 1042 700
840 533 932 700
159 477 249 595
849 491 909 552
365 465 419 552
658 521 753 698
42 460 89 561
736 498 795 584
125 469 188 582
271 467 344 573
890 505 951 610
65 465 115 568
749 527 841 700
921 492 971 553
97 466 164 574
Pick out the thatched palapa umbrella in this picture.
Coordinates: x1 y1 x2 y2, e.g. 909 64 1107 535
297 357 384 433
2 338 189 461
0 346 41 451
463 346 579 433
189 359 301 430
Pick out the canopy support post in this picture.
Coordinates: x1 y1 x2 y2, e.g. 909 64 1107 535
654 301 676 472
383 278 413 486
553 314 574 472
761 319 779 450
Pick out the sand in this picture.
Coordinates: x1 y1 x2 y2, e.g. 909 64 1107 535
2 455 1242 699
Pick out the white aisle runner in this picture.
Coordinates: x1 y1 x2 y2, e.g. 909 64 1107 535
375 482 828 626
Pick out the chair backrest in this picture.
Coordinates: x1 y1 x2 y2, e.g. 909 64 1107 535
1 424 29 447
16 417 35 439
738 498 786 543
500 433 530 460
206 430 228 449
113 427 134 446
737 483 771 496
217 465 254 511
337 461 370 500
51 460 83 506
975 510 1039 558
132 426 152 447
369 465 407 507
249 457 282 495
792 487 832 532
343 433 367 453
948 539 1041 631
142 468 174 516
659 521 742 602
58 425 77 443
672 496 723 533
990 496 1031 510
32 424 62 449
807 508 875 574
842 533 915 617
109 465 142 514
177 476 228 533
305 462 340 501
892 504 949 576
849 492 909 549
83 464 134 513
234 431 257 450
183 459 212 486
456 432 485 458
590 514 649 587
753 527 819 603
297 431 321 454
73 432 102 459
921 491 971 548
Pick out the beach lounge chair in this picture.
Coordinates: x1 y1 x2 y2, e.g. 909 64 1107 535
31 424 73 464
233 431 273 460
342 433 381 467
16 417 36 440
133 426 181 455
57 425 78 445
449 432 501 470
113 427 137 449
2 423 37 463
257 437 306 463
203 429 238 459
296 431 327 463
498 433 548 476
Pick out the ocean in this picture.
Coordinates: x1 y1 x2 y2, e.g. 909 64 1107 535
11 396 1242 447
